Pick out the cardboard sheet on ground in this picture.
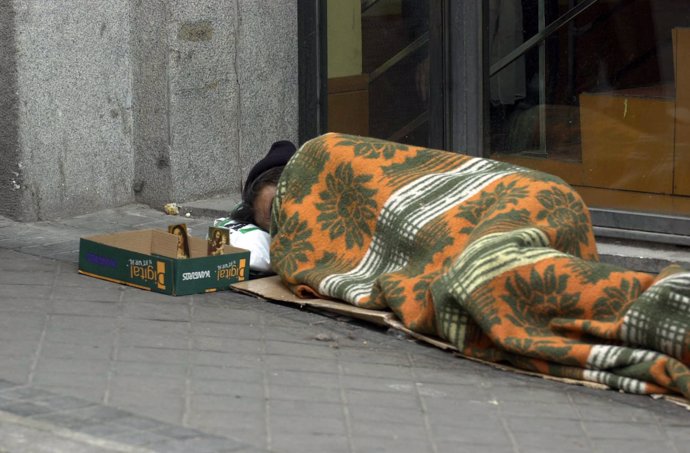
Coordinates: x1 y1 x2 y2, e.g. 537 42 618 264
231 276 690 410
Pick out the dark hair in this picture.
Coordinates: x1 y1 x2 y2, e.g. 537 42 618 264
230 166 285 225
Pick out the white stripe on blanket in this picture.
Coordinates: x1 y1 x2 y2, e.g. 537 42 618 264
318 157 523 304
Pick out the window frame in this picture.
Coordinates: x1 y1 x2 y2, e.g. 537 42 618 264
297 0 690 245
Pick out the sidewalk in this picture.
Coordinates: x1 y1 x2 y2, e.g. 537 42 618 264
0 203 688 452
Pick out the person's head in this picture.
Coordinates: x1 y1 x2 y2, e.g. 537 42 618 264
231 141 296 231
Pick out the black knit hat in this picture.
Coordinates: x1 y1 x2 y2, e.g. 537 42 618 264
242 140 297 200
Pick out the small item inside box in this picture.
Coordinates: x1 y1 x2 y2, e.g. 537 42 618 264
207 227 230 256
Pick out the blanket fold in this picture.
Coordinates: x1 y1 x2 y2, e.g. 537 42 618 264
271 133 690 398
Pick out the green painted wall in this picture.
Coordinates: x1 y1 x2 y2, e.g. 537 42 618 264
327 0 362 78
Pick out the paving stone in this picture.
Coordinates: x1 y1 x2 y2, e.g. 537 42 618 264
51 285 124 303
424 400 503 427
0 364 31 383
47 314 118 333
268 433 351 453
0 339 41 357
349 419 428 441
267 370 341 390
348 404 426 426
19 241 79 257
117 346 189 365
110 375 185 397
193 309 262 326
0 311 46 334
107 428 175 446
0 419 124 453
269 414 347 436
39 395 98 412
108 399 184 425
51 299 121 317
191 365 263 382
585 420 666 440
341 361 415 380
507 416 586 435
121 318 190 336
212 428 265 449
264 354 339 374
35 358 111 375
190 379 264 399
193 337 263 354
42 329 115 346
570 400 660 422
188 394 259 414
514 430 593 450
493 385 575 403
269 384 342 404
433 423 514 445
77 420 137 438
498 400 588 420
0 400 56 417
339 374 430 394
113 361 187 378
663 425 690 447
40 341 112 360
191 350 263 368
269 399 344 419
266 341 339 360
0 297 51 313
151 435 254 453
194 322 264 340
112 414 170 431
30 411 106 430
43 250 80 263
32 379 106 402
0 270 55 286
123 301 191 321
188 409 266 434
435 442 517 453
0 386 57 401
151 423 204 440
122 289 187 304
352 436 434 453
345 388 420 410
407 365 486 385
118 331 190 350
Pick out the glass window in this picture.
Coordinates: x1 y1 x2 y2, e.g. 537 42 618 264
324 0 433 147
488 0 690 221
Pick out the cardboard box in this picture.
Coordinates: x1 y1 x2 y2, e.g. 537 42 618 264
78 229 250 296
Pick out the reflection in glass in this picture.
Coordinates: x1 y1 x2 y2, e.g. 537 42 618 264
489 0 690 218
326 0 431 148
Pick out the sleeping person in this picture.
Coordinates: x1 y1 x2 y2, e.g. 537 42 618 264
268 132 690 400
214 140 296 274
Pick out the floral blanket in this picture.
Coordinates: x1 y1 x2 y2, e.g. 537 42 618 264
271 133 690 399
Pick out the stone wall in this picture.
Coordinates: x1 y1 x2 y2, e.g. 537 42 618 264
0 0 298 221
0 2 22 220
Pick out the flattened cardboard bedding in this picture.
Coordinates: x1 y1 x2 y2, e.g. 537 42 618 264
231 276 690 410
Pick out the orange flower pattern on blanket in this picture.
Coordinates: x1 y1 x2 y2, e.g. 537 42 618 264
271 133 690 399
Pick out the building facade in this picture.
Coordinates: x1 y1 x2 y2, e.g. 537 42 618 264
3 0 689 247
